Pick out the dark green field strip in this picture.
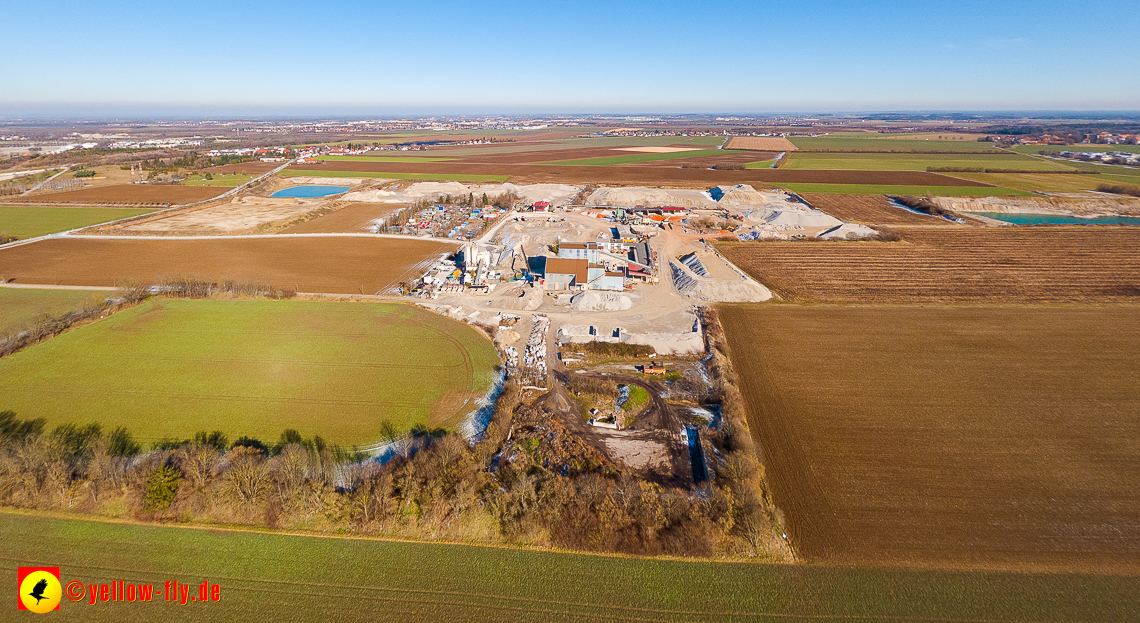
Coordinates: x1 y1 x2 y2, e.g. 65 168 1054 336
1 513 1138 622
788 136 1001 152
0 205 155 238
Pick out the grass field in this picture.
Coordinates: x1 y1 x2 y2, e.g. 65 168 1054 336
1012 144 1140 155
319 155 458 163
789 135 1000 152
772 183 1030 196
780 152 1072 171
0 205 155 238
0 298 499 445
0 287 110 335
744 159 778 169
718 304 1140 573
1 512 1137 622
716 227 1140 303
941 172 1105 193
282 169 509 182
181 174 254 187
542 149 744 166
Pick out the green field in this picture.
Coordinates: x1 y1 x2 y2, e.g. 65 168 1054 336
0 205 155 239
0 299 500 445
744 159 778 169
1012 144 1140 155
543 148 744 166
319 155 458 163
182 174 254 187
772 183 1031 196
941 172 1105 193
781 152 1073 171
282 169 509 183
789 135 1000 152
0 512 1136 622
0 287 110 335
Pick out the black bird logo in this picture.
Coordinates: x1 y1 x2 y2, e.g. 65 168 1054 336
28 578 48 604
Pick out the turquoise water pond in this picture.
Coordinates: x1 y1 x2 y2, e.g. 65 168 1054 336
271 185 351 198
971 212 1140 225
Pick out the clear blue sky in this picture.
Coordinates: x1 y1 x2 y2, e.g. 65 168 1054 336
2 0 1137 115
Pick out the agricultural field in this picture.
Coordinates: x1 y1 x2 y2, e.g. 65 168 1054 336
283 168 509 183
0 236 455 294
2 512 1137 622
542 149 745 166
0 298 499 445
204 161 281 176
181 173 254 187
0 205 155 239
280 202 407 234
718 304 1140 573
291 159 992 187
779 152 1073 171
789 135 1000 152
0 287 110 335
774 183 1027 196
716 227 1140 303
7 184 229 205
1012 143 1140 155
939 172 1106 193
723 136 798 151
319 155 458 162
798 193 955 225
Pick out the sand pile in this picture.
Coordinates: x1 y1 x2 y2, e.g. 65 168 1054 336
758 207 843 228
713 185 785 207
691 279 773 303
817 223 879 240
344 182 582 205
571 291 633 312
586 187 716 208
932 195 1140 217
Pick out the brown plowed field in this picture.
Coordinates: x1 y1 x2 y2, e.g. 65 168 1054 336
626 151 779 168
452 146 637 164
204 162 280 175
717 227 1140 302
718 304 1140 572
0 236 453 294
9 185 228 206
280 202 408 234
799 193 956 225
292 162 988 187
724 136 799 151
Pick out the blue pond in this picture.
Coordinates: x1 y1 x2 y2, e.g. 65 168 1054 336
271 185 351 198
971 212 1140 226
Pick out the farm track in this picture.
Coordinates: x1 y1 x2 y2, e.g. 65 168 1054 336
291 161 990 187
718 227 1140 302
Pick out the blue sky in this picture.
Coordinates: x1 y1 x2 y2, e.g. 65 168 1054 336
2 0 1137 115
